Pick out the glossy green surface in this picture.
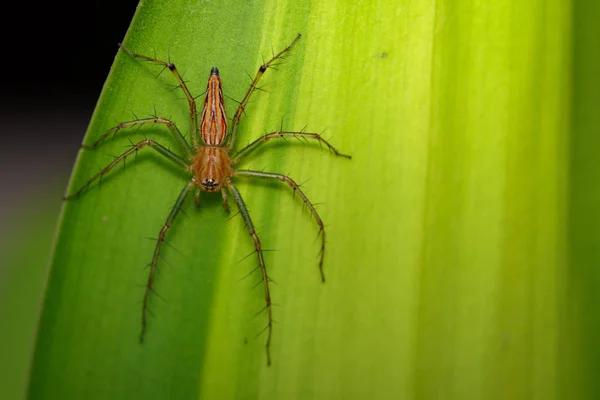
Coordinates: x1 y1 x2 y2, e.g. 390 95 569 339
24 0 600 399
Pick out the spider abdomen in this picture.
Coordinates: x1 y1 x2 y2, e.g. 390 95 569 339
200 68 228 146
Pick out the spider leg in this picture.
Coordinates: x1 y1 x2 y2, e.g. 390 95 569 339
232 131 351 163
194 187 201 208
221 188 230 212
234 170 327 282
64 139 189 200
226 34 302 150
227 182 273 366
141 179 194 342
84 117 193 159
119 44 200 147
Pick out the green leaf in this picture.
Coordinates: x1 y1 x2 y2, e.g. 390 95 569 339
25 0 598 399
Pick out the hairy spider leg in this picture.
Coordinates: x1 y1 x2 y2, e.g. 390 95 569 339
221 188 230 212
65 139 189 200
193 186 229 212
84 117 193 160
233 130 352 163
226 33 302 149
227 182 273 365
235 170 329 282
141 180 195 342
119 44 200 147
194 187 201 208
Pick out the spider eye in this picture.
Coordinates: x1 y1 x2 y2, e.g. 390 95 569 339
202 178 219 191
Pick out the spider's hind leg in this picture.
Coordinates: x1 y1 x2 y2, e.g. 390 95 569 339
119 44 200 147
227 34 302 149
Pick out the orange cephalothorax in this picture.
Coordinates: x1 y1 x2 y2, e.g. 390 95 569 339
200 67 228 146
190 147 232 192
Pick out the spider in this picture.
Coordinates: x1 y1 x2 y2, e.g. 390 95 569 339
65 34 351 365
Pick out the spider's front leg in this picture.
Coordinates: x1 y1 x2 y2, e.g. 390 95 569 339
141 179 194 342
227 182 273 366
221 188 230 212
234 170 328 282
65 139 189 200
193 187 228 212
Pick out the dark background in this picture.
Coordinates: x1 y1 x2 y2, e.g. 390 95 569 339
1 2 139 222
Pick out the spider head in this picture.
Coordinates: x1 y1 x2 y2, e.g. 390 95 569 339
201 177 221 192
191 147 231 193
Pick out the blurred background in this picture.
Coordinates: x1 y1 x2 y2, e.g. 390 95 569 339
2 1 600 399
0 2 138 397
1 2 139 227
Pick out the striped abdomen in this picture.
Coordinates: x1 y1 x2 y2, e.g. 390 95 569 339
200 67 228 146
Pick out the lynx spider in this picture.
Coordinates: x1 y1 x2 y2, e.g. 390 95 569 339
65 34 351 365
